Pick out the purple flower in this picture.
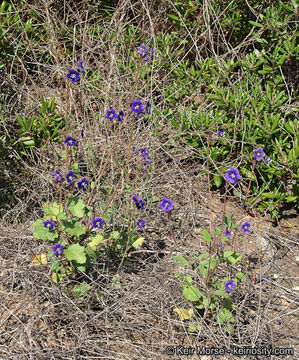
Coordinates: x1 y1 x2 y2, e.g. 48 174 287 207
137 219 145 229
225 227 231 239
241 221 250 233
51 170 62 182
145 100 151 115
66 170 75 184
140 148 149 159
131 100 144 115
225 168 240 184
145 157 152 164
159 198 173 212
52 243 64 257
118 110 124 122
137 43 148 57
253 147 265 161
43 219 56 230
77 60 85 74
66 69 80 83
77 177 89 190
217 242 222 247
81 126 84 138
105 109 118 121
64 136 76 147
150 47 154 61
224 280 236 293
218 129 225 137
132 194 145 210
265 156 271 165
91 217 105 229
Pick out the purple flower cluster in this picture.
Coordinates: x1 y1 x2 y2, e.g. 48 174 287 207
253 147 271 164
159 198 173 212
131 100 144 115
91 217 105 229
132 194 145 210
105 108 124 123
225 168 240 184
77 177 89 190
140 147 152 165
51 170 62 182
43 219 56 230
136 43 154 61
66 61 85 83
64 136 76 147
52 243 64 257
224 280 236 293
77 60 85 74
218 129 225 137
225 227 231 239
241 221 250 233
66 170 75 184
137 219 145 229
50 166 88 190
146 101 151 115
66 69 80 83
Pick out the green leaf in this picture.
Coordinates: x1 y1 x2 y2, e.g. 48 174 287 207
84 205 92 217
224 215 232 229
249 21 263 28
88 234 105 251
200 229 212 242
215 226 222 235
72 282 90 297
110 231 120 240
43 201 61 216
223 251 242 264
213 174 223 188
241 168 255 180
68 196 86 218
213 289 226 296
173 255 189 266
236 272 246 281
188 323 200 332
183 285 203 302
63 220 86 237
31 219 58 241
168 14 180 22
64 244 86 264
132 236 145 249
217 311 226 325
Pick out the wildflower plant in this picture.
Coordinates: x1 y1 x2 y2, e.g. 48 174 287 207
31 45 155 289
172 136 247 334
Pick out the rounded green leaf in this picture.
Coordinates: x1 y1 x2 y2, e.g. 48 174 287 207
68 196 86 218
183 285 202 302
173 255 189 266
200 229 212 242
88 234 105 251
64 244 86 264
63 220 86 237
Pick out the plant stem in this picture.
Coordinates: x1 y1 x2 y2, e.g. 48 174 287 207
245 159 256 205
222 181 228 226
205 135 213 287
86 60 142 207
